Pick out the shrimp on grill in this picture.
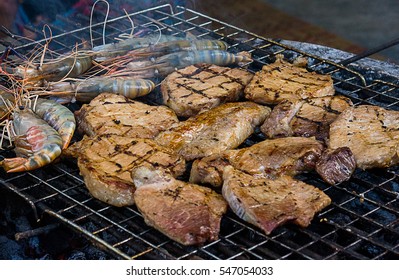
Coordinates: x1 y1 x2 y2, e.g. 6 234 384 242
97 39 230 71
12 52 93 86
0 107 63 173
121 39 229 60
43 77 155 102
92 34 183 60
29 98 76 150
120 50 252 79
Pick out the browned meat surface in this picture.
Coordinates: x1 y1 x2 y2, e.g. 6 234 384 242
66 135 186 207
132 166 228 245
244 55 335 105
155 102 270 161
222 166 331 235
74 93 178 138
161 64 254 117
315 147 356 185
261 95 353 141
329 105 399 169
190 137 324 187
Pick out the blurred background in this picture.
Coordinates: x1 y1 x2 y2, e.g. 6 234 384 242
0 0 398 64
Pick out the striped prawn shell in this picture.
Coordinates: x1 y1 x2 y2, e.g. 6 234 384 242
14 53 93 82
31 98 76 150
109 78 155 99
158 50 252 69
153 39 229 53
0 108 62 172
75 77 156 100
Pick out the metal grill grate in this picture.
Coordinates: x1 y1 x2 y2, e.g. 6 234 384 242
1 4 399 259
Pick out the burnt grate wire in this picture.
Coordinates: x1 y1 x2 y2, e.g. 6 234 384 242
1 4 399 259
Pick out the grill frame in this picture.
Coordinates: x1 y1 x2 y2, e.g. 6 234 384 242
1 4 399 260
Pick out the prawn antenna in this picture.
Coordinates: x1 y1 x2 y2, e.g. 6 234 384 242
39 24 53 69
90 0 110 48
147 24 163 46
115 9 135 41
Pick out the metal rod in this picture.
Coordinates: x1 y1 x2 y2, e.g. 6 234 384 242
15 223 60 241
338 37 399 66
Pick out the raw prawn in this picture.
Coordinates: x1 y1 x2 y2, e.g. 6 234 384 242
0 107 63 173
92 34 183 60
123 50 252 78
125 39 229 58
44 77 155 102
29 98 76 150
13 52 93 85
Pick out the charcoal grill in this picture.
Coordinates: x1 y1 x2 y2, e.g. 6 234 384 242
1 4 399 260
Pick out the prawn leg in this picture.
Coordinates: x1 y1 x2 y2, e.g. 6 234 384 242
0 108 63 173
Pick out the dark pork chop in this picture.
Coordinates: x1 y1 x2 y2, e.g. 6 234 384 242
329 105 399 169
222 166 331 235
315 147 356 185
190 137 324 187
261 95 353 141
133 166 228 245
66 135 186 207
161 64 254 117
74 93 178 138
155 102 270 161
244 55 335 105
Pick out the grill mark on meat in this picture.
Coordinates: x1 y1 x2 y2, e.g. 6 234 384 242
222 166 331 235
329 105 399 169
133 166 227 245
65 135 186 207
74 93 178 138
244 55 334 105
162 64 253 117
190 137 324 187
262 96 352 141
155 102 270 161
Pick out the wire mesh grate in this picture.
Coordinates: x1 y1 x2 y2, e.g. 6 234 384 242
1 4 399 259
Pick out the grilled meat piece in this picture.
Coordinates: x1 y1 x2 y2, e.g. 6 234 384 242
315 147 356 185
222 166 331 235
244 55 335 105
329 105 399 169
74 93 178 138
133 166 228 245
190 137 324 187
66 135 186 207
155 102 270 161
261 95 353 141
161 64 253 117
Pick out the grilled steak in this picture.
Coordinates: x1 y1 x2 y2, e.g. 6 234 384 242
66 135 186 207
244 55 335 105
222 166 331 235
74 93 178 138
261 95 353 141
329 105 399 169
315 147 356 185
133 166 228 245
155 102 270 161
161 64 254 117
190 137 324 187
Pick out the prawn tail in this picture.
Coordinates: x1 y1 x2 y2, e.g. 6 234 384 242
1 144 62 173
59 121 76 150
